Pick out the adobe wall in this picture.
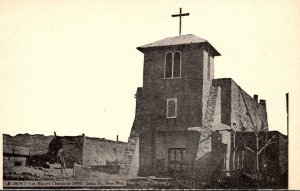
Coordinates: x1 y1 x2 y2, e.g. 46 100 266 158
231 80 268 131
3 156 27 168
3 145 30 156
141 45 206 132
212 78 268 131
138 132 154 176
134 45 212 176
3 134 54 155
47 135 128 169
212 86 222 126
3 145 30 168
212 79 232 126
82 137 127 166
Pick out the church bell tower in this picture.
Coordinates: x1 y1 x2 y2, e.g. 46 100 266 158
132 34 221 176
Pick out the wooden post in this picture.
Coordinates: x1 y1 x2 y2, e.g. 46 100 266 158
286 93 289 137
286 93 289 185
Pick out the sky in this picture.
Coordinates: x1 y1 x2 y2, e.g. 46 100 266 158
0 0 299 142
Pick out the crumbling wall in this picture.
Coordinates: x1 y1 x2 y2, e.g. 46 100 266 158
3 134 54 155
47 135 127 169
202 50 213 125
119 136 139 177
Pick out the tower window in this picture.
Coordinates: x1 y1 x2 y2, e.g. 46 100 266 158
208 56 211 80
167 98 177 118
164 51 181 78
165 52 173 78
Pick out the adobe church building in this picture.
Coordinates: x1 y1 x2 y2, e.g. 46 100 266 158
127 34 287 181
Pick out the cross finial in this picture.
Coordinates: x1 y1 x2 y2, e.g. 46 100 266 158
172 8 190 36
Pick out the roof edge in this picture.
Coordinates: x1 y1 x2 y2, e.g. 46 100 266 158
137 41 221 56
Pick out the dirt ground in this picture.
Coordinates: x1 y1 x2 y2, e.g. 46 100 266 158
3 166 124 181
3 166 286 189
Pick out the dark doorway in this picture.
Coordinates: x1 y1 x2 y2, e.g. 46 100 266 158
168 148 186 175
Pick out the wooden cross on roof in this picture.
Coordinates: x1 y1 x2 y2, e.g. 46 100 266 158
172 8 190 36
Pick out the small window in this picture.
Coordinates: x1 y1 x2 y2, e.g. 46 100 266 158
164 51 181 78
167 98 177 118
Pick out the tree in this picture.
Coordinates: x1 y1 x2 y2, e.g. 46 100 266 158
231 87 277 180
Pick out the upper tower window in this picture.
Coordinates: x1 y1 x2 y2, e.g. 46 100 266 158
164 51 181 78
173 52 181 77
165 52 173 78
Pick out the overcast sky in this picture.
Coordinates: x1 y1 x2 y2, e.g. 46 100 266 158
1 0 299 143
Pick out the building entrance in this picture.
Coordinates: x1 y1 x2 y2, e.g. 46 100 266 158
168 148 186 174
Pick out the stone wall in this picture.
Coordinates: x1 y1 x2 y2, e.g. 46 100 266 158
195 86 219 164
202 50 213 126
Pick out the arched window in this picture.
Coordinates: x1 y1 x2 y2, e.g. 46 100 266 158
173 52 181 78
165 52 173 78
164 51 181 78
167 98 177 118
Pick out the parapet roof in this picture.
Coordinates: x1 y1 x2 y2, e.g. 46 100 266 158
137 34 221 56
